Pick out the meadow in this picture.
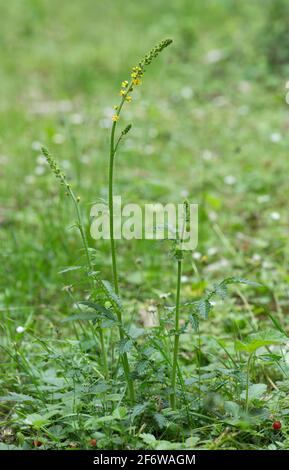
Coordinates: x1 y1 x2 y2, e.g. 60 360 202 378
1 0 289 451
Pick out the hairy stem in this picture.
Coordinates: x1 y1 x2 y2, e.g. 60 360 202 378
170 259 182 409
108 101 135 404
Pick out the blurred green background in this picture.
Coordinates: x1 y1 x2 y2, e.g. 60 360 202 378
1 0 289 318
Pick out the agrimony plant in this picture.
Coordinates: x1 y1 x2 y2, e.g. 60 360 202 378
107 38 173 403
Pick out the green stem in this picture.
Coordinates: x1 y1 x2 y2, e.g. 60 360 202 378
245 353 253 413
108 95 135 404
108 122 119 295
170 259 182 409
67 186 108 379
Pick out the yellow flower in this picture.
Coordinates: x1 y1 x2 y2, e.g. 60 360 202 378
131 72 137 79
125 96 132 102
113 105 118 110
120 89 126 96
133 78 142 86
112 114 119 122
121 80 128 88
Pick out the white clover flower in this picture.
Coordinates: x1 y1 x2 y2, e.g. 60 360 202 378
238 81 251 93
0 155 8 165
213 96 228 107
257 194 270 204
53 133 65 145
208 211 218 221
224 175 236 185
205 49 224 64
202 150 214 161
31 141 43 151
180 86 193 99
35 165 46 175
25 175 36 184
270 211 281 221
62 160 71 170
144 145 154 155
270 132 281 143
252 254 261 262
207 247 218 256
80 154 90 164
16 326 25 334
70 113 84 125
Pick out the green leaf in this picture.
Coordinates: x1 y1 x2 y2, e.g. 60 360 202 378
79 301 117 324
101 280 122 309
0 443 21 450
58 266 82 274
61 312 99 322
112 406 127 420
131 403 148 422
189 313 199 331
224 401 240 418
267 312 288 336
0 392 35 403
241 383 267 401
128 325 145 339
119 338 133 354
154 413 167 429
78 301 110 314
235 329 288 354
197 299 211 319
140 433 156 446
24 413 52 428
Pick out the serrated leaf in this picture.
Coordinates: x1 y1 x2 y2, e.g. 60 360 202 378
112 406 127 420
78 301 111 314
102 280 122 309
128 325 145 339
119 338 133 354
197 299 211 319
79 301 117 324
0 392 35 403
154 413 167 429
131 403 148 422
235 329 287 354
189 313 199 331
140 433 156 446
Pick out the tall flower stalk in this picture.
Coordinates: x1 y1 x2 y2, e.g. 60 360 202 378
41 147 109 378
108 38 173 404
170 202 188 410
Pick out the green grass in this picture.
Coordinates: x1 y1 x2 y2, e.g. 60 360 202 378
1 0 289 450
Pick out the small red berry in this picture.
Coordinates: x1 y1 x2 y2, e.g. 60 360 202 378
272 421 282 431
89 438 97 447
33 439 43 447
